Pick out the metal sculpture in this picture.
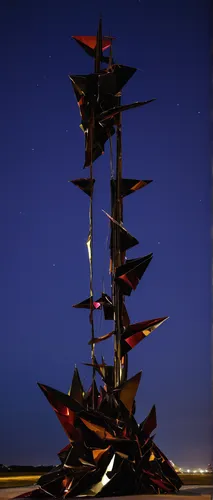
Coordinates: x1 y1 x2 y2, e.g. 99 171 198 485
14 19 182 498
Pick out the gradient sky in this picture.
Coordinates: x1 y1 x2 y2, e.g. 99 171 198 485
0 0 211 468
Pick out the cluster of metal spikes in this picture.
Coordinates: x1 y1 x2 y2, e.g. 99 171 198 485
14 19 182 499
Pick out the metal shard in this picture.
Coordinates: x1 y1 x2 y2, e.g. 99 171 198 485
98 99 156 123
37 383 83 441
92 446 111 464
37 382 83 413
69 68 153 170
72 35 112 51
69 178 95 196
80 418 115 440
120 178 153 197
73 293 113 323
58 443 72 463
68 366 85 406
140 404 157 437
118 371 142 413
72 297 101 310
72 24 113 65
115 253 153 296
84 361 115 388
103 209 139 252
100 293 114 320
122 302 130 327
84 379 100 408
70 65 137 102
88 330 114 345
121 317 169 355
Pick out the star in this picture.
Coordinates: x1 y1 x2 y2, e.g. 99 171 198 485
48 55 52 58
66 129 68 133
197 111 201 114
177 103 180 106
53 264 56 267
31 148 35 152
157 241 161 245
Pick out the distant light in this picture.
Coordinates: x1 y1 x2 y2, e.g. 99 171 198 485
193 470 197 473
187 469 190 473
205 469 208 473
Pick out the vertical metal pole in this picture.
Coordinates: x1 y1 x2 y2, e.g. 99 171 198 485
114 97 123 387
88 19 102 408
109 37 113 68
211 0 213 468
88 119 95 410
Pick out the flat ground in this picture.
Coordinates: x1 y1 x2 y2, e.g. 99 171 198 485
1 486 213 500
0 486 37 499
0 474 212 499
180 485 213 495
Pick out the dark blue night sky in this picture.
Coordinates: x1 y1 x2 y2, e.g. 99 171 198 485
0 0 211 468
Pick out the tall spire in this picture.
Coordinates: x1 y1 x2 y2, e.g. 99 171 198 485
113 95 123 387
21 19 183 500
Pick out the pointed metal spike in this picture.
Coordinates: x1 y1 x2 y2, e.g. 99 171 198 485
121 317 168 355
116 371 142 414
115 253 153 296
103 210 139 252
98 99 156 123
68 367 84 406
69 178 95 197
72 297 102 310
120 178 153 197
140 404 157 436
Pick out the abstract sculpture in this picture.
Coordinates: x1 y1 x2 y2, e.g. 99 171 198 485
14 19 182 498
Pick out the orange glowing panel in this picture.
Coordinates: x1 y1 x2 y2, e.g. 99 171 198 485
92 446 111 464
116 254 153 296
122 317 169 355
119 371 142 413
121 179 153 198
72 36 112 51
80 418 115 440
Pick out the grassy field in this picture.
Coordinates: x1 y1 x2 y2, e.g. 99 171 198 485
0 473 41 488
179 473 213 485
0 472 212 489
